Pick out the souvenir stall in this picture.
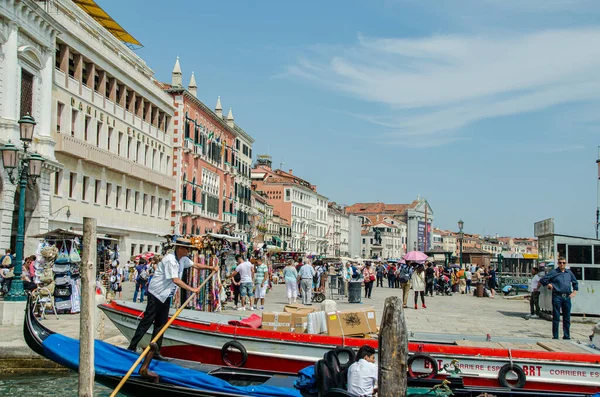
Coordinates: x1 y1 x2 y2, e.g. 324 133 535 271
31 229 121 311
31 229 82 314
168 233 242 313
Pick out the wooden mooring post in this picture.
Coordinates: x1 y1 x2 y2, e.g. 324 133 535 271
79 217 97 397
378 296 408 397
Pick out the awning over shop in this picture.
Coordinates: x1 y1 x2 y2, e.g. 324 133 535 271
523 253 539 259
272 236 282 244
72 0 142 46
31 228 119 241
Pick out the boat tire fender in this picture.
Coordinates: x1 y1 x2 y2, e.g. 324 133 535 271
407 353 438 379
221 340 248 367
498 363 526 389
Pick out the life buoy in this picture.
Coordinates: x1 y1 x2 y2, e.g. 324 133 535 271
498 363 526 389
221 340 248 367
407 353 438 379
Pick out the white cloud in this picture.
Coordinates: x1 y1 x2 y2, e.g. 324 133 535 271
285 28 600 147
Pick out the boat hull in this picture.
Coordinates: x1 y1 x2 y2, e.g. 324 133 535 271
100 301 600 395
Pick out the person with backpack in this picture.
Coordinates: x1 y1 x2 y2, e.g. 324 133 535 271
133 259 149 303
376 263 384 287
387 265 396 288
425 262 435 297
398 262 412 308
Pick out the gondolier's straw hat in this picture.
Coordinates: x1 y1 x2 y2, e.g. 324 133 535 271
172 237 193 249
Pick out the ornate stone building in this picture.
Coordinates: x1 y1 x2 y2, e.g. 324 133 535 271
0 0 62 253
48 0 175 256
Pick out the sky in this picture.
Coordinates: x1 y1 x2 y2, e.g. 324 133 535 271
100 0 600 238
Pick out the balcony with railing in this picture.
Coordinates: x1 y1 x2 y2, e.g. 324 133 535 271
191 203 202 218
53 133 176 190
181 200 193 215
183 138 193 153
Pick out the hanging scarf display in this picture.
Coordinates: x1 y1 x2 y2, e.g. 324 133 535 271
170 234 238 312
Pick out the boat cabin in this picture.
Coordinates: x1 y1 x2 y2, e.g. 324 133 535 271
538 233 600 316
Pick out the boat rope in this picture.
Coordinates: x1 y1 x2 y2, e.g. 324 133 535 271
407 379 454 396
508 348 513 367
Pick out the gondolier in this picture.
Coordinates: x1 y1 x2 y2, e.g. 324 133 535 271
540 257 578 340
128 238 217 358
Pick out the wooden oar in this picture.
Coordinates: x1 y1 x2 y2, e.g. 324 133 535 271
110 270 217 397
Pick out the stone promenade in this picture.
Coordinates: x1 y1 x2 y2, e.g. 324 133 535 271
1 280 596 373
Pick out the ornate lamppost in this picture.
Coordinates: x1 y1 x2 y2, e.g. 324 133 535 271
458 219 464 269
1 114 45 301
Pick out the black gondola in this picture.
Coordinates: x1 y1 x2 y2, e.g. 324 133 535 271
22 296 594 397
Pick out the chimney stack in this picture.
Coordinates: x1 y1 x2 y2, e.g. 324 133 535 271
288 169 293 175
172 56 182 87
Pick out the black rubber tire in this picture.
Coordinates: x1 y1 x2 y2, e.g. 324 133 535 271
498 363 527 389
221 340 248 367
407 353 438 379
313 293 325 303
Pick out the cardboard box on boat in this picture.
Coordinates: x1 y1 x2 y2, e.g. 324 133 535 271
284 304 315 327
325 309 377 337
262 312 292 332
284 304 315 315
292 316 308 333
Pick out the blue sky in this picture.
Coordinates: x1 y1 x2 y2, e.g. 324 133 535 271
101 0 600 238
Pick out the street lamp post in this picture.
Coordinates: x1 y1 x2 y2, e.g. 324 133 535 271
1 114 45 301
458 219 464 269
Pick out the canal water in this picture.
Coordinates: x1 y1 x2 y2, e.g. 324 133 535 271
0 373 112 396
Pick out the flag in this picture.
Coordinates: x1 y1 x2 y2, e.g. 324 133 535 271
208 131 214 141
221 140 226 160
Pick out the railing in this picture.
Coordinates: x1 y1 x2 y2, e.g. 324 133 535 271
183 139 193 152
182 201 193 214
192 203 202 217
53 133 176 190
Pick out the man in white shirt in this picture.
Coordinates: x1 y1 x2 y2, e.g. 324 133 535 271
347 345 378 397
128 238 217 358
528 267 541 319
228 255 255 311
298 262 316 305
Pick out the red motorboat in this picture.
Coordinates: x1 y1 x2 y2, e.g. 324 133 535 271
100 300 600 395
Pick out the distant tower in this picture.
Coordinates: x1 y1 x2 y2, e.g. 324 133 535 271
256 154 272 169
172 56 182 87
596 146 600 239
188 71 197 97
215 96 223 118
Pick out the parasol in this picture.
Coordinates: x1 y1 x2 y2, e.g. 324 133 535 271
403 251 428 262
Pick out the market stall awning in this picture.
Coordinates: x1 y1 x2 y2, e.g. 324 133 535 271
205 233 241 243
272 236 282 243
72 0 142 46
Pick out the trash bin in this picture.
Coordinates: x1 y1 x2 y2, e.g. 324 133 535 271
348 280 363 303
476 282 484 298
